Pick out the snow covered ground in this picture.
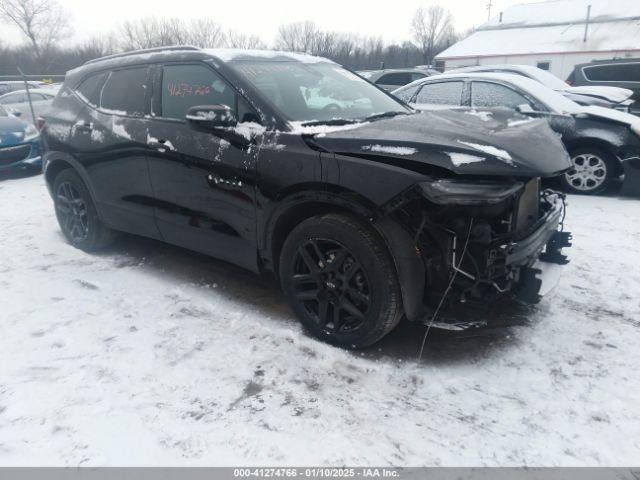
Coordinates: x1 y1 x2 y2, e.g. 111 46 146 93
1 171 639 466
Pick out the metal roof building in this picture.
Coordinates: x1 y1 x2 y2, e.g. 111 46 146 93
435 0 640 79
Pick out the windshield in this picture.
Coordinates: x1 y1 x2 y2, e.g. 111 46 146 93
229 61 409 124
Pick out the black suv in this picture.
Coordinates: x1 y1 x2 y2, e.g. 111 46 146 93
41 46 572 348
568 59 640 115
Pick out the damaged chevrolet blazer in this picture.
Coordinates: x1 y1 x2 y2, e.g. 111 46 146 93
42 47 572 347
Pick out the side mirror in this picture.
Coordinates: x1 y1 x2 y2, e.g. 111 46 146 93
516 104 535 115
186 105 237 130
10 109 22 117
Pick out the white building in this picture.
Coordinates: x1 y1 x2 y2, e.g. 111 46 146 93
435 0 640 80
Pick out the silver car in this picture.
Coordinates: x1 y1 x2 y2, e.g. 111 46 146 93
0 87 58 123
358 68 437 92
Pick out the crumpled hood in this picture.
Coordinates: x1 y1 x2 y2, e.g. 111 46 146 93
565 86 634 104
310 109 572 178
0 116 29 147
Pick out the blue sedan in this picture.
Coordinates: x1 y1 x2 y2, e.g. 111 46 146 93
0 105 41 171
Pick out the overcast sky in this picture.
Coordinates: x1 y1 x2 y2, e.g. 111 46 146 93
1 0 525 47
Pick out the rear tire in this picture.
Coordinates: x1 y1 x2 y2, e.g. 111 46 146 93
53 169 115 252
279 213 402 348
559 146 617 195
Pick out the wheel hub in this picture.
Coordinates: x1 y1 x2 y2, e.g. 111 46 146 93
292 239 371 334
565 153 607 191
56 182 89 243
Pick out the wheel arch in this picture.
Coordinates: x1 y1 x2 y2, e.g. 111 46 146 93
264 185 426 322
44 154 105 220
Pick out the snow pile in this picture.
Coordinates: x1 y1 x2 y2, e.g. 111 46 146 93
288 121 368 136
361 145 417 156
1 174 640 466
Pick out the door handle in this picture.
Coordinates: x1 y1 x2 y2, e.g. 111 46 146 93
147 138 175 153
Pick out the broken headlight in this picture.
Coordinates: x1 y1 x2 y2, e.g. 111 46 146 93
419 179 524 205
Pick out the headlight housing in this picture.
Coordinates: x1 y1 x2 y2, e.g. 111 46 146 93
23 123 39 141
419 179 524 205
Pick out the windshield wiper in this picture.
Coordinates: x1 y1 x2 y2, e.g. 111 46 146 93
364 111 411 122
300 118 360 127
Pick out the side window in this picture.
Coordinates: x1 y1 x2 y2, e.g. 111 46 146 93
395 84 420 103
1 92 25 104
472 82 530 109
583 63 640 82
376 72 412 87
100 67 148 116
536 62 551 71
410 72 426 82
161 64 236 120
0 85 10 95
75 72 107 107
414 81 463 106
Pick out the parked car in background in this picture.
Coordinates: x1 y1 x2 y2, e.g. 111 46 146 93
0 104 41 171
358 68 437 91
447 64 634 112
0 80 47 95
41 47 572 347
567 59 640 115
394 72 640 195
0 88 57 122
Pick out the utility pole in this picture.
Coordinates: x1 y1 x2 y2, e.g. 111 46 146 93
583 4 592 42
487 0 493 20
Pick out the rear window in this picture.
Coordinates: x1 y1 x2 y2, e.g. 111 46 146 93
376 72 413 87
100 67 148 116
76 72 107 107
583 63 640 83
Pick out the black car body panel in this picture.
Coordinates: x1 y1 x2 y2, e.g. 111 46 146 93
311 110 572 179
42 47 573 331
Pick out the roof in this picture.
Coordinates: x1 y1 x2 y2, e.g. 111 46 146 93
0 88 57 99
437 0 640 59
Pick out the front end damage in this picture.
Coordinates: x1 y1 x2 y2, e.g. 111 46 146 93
380 177 572 330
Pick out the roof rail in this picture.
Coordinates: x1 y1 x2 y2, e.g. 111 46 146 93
83 46 201 66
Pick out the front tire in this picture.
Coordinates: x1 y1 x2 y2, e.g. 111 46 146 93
279 213 402 348
559 147 616 195
53 169 115 251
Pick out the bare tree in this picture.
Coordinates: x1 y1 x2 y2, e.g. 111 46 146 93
185 19 225 48
0 0 71 65
410 5 455 65
275 21 320 52
120 17 188 50
225 30 265 49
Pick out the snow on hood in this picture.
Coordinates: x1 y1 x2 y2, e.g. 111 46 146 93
580 105 640 130
566 86 634 104
308 109 572 178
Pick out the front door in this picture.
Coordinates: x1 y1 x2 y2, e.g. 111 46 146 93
146 62 261 272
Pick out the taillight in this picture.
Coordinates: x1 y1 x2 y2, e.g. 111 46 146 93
36 117 46 131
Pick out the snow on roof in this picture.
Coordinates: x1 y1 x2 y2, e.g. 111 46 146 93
204 48 333 64
437 0 640 59
483 0 640 29
437 19 640 59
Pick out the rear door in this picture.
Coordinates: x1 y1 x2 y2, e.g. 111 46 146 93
145 61 261 272
68 66 160 238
